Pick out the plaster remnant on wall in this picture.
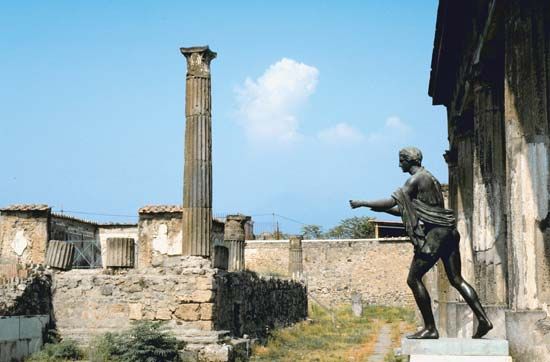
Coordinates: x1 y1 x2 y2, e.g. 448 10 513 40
152 224 181 256
11 230 28 256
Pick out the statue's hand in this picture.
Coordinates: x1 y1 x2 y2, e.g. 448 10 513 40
349 200 361 209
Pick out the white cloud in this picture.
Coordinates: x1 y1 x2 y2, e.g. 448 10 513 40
235 58 319 144
367 116 411 142
317 122 365 144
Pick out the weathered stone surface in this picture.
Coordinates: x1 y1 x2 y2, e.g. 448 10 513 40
174 304 200 321
0 207 51 265
288 235 303 281
128 303 142 320
199 303 215 320
245 238 414 307
155 308 172 320
181 46 217 257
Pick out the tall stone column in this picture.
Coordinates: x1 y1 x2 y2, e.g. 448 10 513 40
224 215 249 271
180 46 217 257
471 70 508 306
289 235 304 281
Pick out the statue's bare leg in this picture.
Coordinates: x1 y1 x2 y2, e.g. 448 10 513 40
406 253 439 339
441 232 493 338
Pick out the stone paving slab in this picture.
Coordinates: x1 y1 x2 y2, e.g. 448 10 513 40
401 338 509 356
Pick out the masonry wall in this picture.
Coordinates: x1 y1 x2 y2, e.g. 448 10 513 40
51 255 307 358
245 238 414 307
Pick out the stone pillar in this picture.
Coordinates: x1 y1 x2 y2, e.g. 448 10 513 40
224 215 248 272
471 70 508 306
180 46 217 257
289 235 304 281
504 3 549 309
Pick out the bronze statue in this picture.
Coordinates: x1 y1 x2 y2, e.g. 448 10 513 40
350 147 493 339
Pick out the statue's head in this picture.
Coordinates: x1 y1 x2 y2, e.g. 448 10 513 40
399 147 423 172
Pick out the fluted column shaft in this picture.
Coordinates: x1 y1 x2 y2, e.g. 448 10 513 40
289 235 304 280
224 214 249 271
180 46 217 257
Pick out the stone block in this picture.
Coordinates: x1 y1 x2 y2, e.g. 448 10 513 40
401 338 509 356
128 303 143 320
196 276 214 290
199 303 215 320
198 343 232 362
191 290 214 303
156 308 172 320
175 303 200 321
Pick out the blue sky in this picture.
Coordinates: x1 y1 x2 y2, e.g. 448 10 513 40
0 1 447 234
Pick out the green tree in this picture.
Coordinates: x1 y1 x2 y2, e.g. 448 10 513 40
300 224 324 239
325 216 375 239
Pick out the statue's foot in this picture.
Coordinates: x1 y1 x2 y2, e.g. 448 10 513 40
406 327 439 339
473 319 493 339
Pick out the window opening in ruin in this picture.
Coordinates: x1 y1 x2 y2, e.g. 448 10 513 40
67 239 102 269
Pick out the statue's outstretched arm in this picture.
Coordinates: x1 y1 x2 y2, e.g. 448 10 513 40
349 198 396 211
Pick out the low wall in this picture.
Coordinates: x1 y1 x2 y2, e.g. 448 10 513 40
0 315 49 362
52 256 307 359
215 271 307 339
245 238 415 307
52 257 216 343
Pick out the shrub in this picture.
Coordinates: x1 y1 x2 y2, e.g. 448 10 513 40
88 321 183 362
27 339 84 361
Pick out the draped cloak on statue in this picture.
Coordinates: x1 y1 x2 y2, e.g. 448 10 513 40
391 170 456 252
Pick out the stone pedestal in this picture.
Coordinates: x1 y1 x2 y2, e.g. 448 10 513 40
401 338 512 362
180 46 217 257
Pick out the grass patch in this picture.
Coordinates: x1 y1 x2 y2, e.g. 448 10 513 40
250 304 415 362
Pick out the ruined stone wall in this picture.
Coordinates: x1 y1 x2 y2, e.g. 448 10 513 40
215 271 307 339
0 266 52 317
245 238 414 307
51 256 307 354
52 257 217 343
0 208 50 265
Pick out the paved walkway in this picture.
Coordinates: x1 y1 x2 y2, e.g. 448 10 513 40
368 324 393 362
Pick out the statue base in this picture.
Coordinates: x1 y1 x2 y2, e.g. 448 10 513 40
400 337 512 361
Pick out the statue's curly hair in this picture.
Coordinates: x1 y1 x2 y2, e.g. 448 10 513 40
399 147 423 166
